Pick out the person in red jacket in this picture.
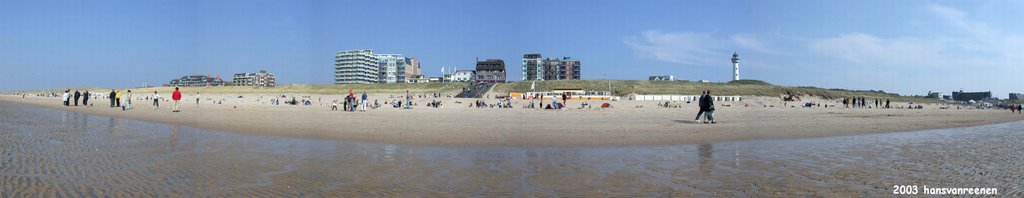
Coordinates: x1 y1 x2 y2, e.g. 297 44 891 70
172 87 182 112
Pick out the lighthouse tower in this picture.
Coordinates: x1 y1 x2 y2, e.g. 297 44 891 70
731 52 740 81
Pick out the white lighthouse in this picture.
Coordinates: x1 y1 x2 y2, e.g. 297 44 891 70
731 52 740 81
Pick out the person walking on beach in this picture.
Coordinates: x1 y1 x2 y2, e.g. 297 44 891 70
122 90 133 111
694 91 707 123
108 89 116 107
703 90 716 124
82 91 90 106
152 91 160 109
62 90 70 106
405 90 412 109
343 95 350 111
171 87 182 112
115 90 122 107
196 92 200 105
360 91 368 112
73 90 81 106
885 99 890 109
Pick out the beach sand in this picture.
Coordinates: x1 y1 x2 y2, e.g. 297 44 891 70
3 93 1021 146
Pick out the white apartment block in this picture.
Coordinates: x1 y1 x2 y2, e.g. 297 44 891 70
335 49 379 84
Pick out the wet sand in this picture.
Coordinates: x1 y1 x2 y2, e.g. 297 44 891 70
1 101 1022 196
1 94 1021 147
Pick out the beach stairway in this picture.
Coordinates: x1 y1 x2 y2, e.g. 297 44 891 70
456 82 494 98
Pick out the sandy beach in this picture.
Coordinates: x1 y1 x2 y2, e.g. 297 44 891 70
2 93 1021 147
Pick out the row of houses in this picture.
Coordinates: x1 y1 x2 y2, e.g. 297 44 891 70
167 70 276 87
335 49 582 84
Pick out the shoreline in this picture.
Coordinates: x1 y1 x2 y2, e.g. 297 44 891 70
3 94 1021 147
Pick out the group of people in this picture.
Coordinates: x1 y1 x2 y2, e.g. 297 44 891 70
1011 104 1023 114
694 90 716 124
843 97 891 109
61 90 90 107
61 87 183 112
333 90 370 112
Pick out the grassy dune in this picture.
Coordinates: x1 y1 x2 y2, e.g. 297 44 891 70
492 80 939 103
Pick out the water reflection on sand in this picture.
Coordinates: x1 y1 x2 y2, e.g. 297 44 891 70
1 101 1022 196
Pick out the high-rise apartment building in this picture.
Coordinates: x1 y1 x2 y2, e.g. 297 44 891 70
522 54 542 81
335 50 379 84
376 54 408 84
521 53 581 81
558 57 581 80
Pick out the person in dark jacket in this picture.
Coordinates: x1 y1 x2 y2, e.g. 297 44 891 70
109 89 116 107
83 91 90 106
73 90 81 106
702 90 716 124
694 91 707 123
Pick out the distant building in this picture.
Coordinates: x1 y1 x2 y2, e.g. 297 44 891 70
649 75 675 81
376 54 408 84
522 54 542 81
408 75 429 83
951 90 992 101
475 59 506 83
405 57 422 83
1010 93 1024 100
925 91 941 99
169 75 227 87
335 49 379 84
558 57 581 80
521 54 581 81
451 70 476 82
233 70 276 87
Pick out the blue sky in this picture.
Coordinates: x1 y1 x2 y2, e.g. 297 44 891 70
1 0 1022 97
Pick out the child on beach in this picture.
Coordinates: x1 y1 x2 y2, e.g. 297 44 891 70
152 91 160 109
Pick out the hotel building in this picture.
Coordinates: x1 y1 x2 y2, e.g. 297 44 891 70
232 70 276 87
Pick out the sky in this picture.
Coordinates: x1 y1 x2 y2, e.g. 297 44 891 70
1 0 1022 97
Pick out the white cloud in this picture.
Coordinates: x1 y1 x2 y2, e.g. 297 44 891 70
732 34 784 55
624 31 792 66
926 4 996 38
624 30 727 66
808 33 946 67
